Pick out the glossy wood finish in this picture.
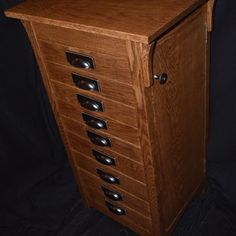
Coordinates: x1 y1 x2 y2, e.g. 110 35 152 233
39 40 132 84
6 0 207 43
56 101 140 147
72 148 145 182
20 21 90 207
6 0 215 235
51 81 138 128
63 116 141 155
88 199 152 231
207 0 216 31
89 199 151 235
78 169 151 233
46 63 136 106
78 169 150 216
33 22 128 57
126 41 162 235
75 154 148 201
150 7 208 233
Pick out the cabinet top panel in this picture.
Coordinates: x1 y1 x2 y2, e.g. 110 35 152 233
5 0 206 43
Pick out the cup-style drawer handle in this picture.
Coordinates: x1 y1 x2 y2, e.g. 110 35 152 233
77 95 103 112
96 169 119 184
82 113 107 130
72 73 99 91
87 131 111 147
66 51 94 69
105 201 126 216
92 150 115 166
101 187 122 201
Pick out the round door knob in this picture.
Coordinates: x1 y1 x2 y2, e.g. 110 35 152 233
154 73 168 84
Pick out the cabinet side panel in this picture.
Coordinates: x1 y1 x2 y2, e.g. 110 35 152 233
151 7 208 231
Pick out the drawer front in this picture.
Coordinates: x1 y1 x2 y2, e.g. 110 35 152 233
52 82 138 128
64 114 141 156
78 168 150 216
67 130 142 164
38 40 132 84
33 22 128 57
46 62 136 107
69 131 142 163
90 200 151 235
72 149 145 183
74 153 148 201
57 101 140 146
91 199 151 231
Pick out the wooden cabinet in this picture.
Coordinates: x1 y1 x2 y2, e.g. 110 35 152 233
6 0 215 235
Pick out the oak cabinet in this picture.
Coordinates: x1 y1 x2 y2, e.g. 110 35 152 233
6 0 215 234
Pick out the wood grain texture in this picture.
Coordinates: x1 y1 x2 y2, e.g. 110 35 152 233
46 62 137 107
62 114 140 147
56 101 140 147
77 168 151 232
51 81 138 128
74 156 148 201
78 169 151 216
39 40 132 84
33 22 128 57
68 130 142 163
207 0 216 31
88 198 152 231
151 7 208 233
6 0 207 43
72 147 145 182
89 200 151 235
68 129 142 165
67 130 142 167
6 1 213 234
126 41 161 236
21 21 89 206
141 42 156 87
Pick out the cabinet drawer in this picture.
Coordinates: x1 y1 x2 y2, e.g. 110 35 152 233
75 154 148 201
38 40 132 84
89 200 151 235
72 149 145 183
64 115 141 158
52 82 138 128
46 62 136 107
69 131 142 163
68 131 142 167
33 22 128 57
57 101 140 146
79 170 150 217
92 199 152 231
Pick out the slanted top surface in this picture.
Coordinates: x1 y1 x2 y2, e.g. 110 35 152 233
6 0 206 43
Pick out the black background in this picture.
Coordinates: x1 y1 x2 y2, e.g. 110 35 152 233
1 0 236 235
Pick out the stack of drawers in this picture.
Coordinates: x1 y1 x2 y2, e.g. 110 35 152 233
33 23 151 233
6 0 215 234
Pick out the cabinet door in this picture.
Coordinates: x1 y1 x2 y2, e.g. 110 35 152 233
151 8 208 230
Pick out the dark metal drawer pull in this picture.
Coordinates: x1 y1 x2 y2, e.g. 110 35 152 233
77 95 103 111
87 131 111 147
72 73 99 91
96 169 119 184
92 150 115 166
82 113 107 130
105 201 126 216
66 51 94 69
101 187 122 201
